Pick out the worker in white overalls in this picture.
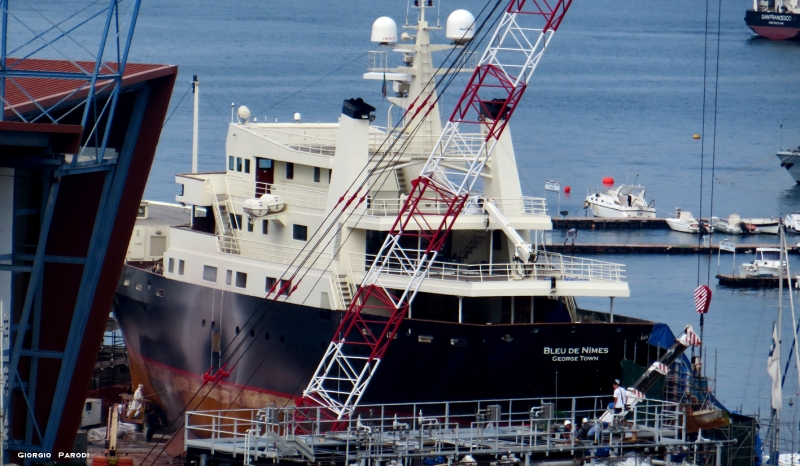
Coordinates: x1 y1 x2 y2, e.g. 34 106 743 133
127 384 145 418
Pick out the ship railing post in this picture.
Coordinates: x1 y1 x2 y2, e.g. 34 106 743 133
571 397 576 451
233 417 238 458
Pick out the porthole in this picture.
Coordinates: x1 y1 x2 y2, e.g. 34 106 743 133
502 334 513 342
406 328 412 336
155 289 164 297
123 279 130 287
211 321 216 329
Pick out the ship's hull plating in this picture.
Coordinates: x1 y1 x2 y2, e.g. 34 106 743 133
115 266 655 421
745 10 800 40
778 151 800 184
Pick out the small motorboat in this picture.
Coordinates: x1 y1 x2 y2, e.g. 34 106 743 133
665 208 704 234
740 217 780 235
584 185 656 219
739 248 786 278
785 211 800 234
712 214 743 235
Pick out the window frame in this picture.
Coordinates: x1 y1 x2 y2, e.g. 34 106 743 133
292 224 308 241
285 162 294 180
203 265 218 282
313 167 321 183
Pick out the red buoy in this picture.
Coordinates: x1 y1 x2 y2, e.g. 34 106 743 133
602 177 614 186
564 186 571 194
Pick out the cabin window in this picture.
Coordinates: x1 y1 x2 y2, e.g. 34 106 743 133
293 224 308 241
492 230 502 251
203 266 217 282
226 270 233 286
247 221 253 232
244 159 251 174
286 162 294 180
229 214 243 230
258 159 273 169
236 157 243 172
235 272 247 288
279 279 291 296
262 220 268 235
266 276 276 292
167 258 174 273
313 167 321 183
328 169 332 183
228 156 234 170
178 260 185 276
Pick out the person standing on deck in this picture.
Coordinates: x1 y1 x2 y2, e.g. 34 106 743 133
612 379 627 414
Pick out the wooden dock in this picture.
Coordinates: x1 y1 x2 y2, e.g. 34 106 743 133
716 274 800 288
548 243 798 255
552 217 670 230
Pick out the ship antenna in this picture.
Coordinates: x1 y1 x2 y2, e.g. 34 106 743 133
405 0 410 26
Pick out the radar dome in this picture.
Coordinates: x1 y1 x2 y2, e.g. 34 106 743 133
237 106 251 123
446 10 475 44
371 17 398 44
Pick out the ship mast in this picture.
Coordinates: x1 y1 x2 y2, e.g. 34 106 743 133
302 0 574 421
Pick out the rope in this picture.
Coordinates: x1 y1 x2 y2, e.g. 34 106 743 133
160 84 190 128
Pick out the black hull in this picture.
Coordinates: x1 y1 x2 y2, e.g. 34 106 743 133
745 9 800 40
114 265 656 419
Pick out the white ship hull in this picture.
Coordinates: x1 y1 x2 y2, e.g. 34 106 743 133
665 218 700 233
778 150 800 184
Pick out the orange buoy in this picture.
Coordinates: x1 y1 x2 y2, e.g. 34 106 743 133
91 456 109 466
564 186 571 194
117 457 134 466
602 177 614 185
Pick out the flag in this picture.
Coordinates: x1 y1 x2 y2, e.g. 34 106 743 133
694 285 711 314
767 322 781 411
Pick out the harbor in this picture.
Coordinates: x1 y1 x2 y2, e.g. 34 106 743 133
0 0 799 465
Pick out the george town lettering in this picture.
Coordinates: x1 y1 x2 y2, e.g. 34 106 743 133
543 346 609 361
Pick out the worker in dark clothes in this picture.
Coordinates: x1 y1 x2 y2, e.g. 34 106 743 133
145 409 159 442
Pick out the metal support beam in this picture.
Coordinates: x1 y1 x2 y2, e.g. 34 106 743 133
42 85 149 448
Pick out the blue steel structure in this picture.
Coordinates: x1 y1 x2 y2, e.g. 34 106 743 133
0 0 177 457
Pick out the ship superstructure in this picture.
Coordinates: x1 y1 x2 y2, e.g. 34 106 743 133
115 4 655 422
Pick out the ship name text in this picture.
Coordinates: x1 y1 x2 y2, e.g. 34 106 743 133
544 346 609 362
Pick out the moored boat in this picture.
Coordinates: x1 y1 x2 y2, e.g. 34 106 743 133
785 211 800 233
711 214 744 235
739 247 786 278
745 1 800 40
584 185 656 219
740 217 781 235
665 208 705 234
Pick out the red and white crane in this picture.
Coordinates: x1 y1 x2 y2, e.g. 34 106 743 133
302 0 574 421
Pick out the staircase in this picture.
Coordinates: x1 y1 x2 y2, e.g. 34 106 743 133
459 233 486 262
336 274 353 308
212 193 239 254
394 168 408 195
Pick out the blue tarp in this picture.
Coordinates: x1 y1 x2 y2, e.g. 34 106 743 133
648 322 677 349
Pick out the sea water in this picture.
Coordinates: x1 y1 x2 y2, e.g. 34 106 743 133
13 0 800 431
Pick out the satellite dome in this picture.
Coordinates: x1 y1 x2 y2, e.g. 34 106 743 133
371 17 398 44
446 10 475 44
237 106 251 123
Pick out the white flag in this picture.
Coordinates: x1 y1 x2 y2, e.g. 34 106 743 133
767 322 782 411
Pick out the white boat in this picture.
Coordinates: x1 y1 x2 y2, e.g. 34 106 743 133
584 185 656 219
665 208 704 234
740 217 780 235
785 211 800 233
777 146 800 184
711 214 743 235
738 248 786 278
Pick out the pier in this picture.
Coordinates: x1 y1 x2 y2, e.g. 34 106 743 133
183 396 743 466
548 243 798 255
716 274 800 288
552 218 671 230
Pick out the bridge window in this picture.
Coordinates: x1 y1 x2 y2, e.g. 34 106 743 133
279 279 291 296
265 277 276 293
293 224 308 241
167 258 174 273
203 266 217 282
236 157 243 172
226 270 232 286
228 156 234 170
244 159 251 174
286 162 294 180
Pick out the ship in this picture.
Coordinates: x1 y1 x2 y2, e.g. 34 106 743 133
745 0 800 40
778 145 800 184
115 4 664 423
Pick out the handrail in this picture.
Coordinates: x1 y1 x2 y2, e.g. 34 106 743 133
348 250 625 283
354 196 547 217
226 177 328 211
329 260 348 311
238 125 337 156
217 236 331 270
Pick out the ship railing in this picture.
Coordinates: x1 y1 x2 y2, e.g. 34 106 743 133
353 196 547 218
368 129 485 158
241 126 337 156
185 396 689 460
349 250 625 283
218 236 332 269
225 177 328 211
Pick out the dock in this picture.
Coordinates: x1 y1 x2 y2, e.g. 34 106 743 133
553 218 671 230
716 274 800 288
183 396 738 466
548 243 798 255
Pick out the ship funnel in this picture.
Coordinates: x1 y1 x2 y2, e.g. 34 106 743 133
446 10 475 44
371 17 398 44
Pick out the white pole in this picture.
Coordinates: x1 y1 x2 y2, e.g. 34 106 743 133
458 297 463 323
192 75 200 174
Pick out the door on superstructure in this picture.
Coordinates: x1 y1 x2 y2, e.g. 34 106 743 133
255 158 274 195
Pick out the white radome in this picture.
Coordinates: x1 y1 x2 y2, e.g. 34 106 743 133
371 16 398 44
237 105 251 123
446 10 475 44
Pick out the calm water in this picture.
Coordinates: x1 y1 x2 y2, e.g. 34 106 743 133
15 0 800 438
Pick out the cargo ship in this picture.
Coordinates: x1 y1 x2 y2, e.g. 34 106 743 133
745 0 800 40
115 4 663 423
